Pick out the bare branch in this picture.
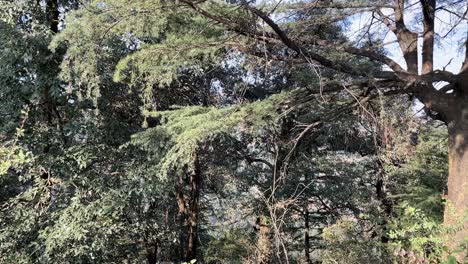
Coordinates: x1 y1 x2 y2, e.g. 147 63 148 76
460 22 468 73
393 0 419 73
420 0 435 74
376 9 397 34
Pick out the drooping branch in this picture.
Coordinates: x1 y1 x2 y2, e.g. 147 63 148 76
179 0 278 43
240 2 413 78
294 1 393 10
181 0 409 80
308 37 407 73
184 0 460 93
238 2 365 77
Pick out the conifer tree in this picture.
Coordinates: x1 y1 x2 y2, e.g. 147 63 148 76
0 0 464 263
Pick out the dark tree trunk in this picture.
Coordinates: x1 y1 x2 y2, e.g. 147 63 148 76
304 208 311 264
255 216 271 264
445 101 468 260
146 242 158 264
375 160 392 243
176 153 202 262
185 153 201 261
43 0 59 122
46 0 59 34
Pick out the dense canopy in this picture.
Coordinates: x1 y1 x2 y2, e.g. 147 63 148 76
0 0 467 263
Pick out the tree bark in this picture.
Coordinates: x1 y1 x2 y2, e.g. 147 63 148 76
185 152 201 261
255 216 271 264
146 242 158 264
420 0 435 74
445 105 468 260
393 0 418 74
175 153 201 262
304 209 311 263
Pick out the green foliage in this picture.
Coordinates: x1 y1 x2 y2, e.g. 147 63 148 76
205 229 252 263
51 0 233 110
384 125 448 261
0 144 33 176
0 0 459 263
131 92 288 177
387 126 448 218
387 202 444 260
322 220 392 264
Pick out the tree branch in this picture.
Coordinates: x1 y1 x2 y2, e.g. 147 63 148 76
239 2 363 76
420 0 435 74
308 37 407 73
393 0 419 73
461 22 468 73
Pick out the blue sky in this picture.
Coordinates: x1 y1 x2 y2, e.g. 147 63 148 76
346 1 467 75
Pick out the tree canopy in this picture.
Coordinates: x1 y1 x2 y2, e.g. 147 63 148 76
0 0 466 263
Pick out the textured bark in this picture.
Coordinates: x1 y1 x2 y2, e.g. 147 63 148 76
146 242 158 264
420 0 435 74
185 153 201 261
255 217 271 264
46 0 59 34
175 154 201 262
396 31 418 73
393 0 418 73
445 103 468 260
304 208 311 263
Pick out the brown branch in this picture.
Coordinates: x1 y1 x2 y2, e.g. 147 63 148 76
439 83 455 93
309 37 407 73
393 0 419 73
377 0 419 73
420 0 435 74
181 0 412 81
394 0 406 29
420 70 457 83
179 0 277 43
295 1 393 10
376 9 397 34
461 23 468 73
239 2 363 76
413 82 456 121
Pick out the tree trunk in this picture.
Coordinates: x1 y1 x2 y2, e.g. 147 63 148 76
185 153 201 261
304 209 311 264
146 242 158 264
376 160 392 243
46 0 59 34
255 216 271 264
175 153 201 262
445 111 468 260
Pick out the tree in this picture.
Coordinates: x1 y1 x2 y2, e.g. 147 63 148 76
161 0 467 257
1 0 464 263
